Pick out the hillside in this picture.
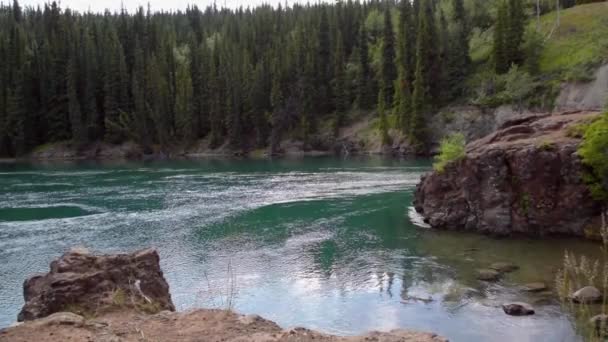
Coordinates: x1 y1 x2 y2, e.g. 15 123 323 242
538 2 608 77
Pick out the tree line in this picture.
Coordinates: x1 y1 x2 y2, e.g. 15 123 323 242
0 0 575 157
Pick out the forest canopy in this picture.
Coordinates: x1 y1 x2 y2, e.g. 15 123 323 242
0 0 590 157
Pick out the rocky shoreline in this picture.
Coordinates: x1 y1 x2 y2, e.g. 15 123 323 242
414 111 603 238
0 248 447 342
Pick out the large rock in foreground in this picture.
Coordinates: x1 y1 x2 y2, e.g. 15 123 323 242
18 248 175 321
414 111 602 237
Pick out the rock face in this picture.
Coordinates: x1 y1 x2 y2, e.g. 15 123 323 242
414 111 603 237
18 248 174 321
556 64 608 112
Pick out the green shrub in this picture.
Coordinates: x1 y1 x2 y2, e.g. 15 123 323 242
433 133 466 173
578 112 608 201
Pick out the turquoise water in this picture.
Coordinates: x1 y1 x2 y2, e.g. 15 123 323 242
0 157 597 341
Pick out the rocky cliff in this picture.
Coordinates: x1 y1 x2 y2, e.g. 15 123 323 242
414 111 603 238
1 248 446 342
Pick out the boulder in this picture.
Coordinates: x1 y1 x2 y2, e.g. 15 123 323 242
18 248 174 321
414 111 603 238
477 269 501 281
489 262 519 273
502 302 535 316
571 286 602 304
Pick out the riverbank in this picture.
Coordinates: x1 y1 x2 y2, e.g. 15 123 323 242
1 309 447 342
0 248 447 342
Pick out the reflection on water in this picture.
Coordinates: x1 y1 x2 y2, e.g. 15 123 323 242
0 157 597 341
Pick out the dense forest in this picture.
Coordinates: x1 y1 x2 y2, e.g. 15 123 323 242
0 0 601 157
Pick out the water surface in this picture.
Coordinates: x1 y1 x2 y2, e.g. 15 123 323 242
0 157 598 341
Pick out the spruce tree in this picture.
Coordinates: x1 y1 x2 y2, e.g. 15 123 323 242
357 24 374 110
494 1 509 74
316 8 332 114
448 0 471 98
67 54 86 147
380 5 397 107
332 31 348 136
409 0 432 151
506 0 526 66
394 0 413 134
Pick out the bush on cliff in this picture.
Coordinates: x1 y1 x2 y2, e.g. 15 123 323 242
579 112 608 201
433 133 466 173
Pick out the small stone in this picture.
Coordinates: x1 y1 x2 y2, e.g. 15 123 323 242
571 286 602 304
238 314 262 325
477 269 501 281
489 262 519 273
502 302 535 316
523 282 548 292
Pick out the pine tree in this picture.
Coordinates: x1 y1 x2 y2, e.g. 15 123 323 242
356 24 374 110
316 8 332 114
250 58 271 148
377 88 390 147
131 44 150 149
332 31 348 136
103 28 124 143
209 45 224 149
380 4 397 107
394 0 414 134
82 29 100 141
175 51 194 143
494 1 509 74
409 0 432 151
506 0 526 66
67 54 86 147
448 0 471 98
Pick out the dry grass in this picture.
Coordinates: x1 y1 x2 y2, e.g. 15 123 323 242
557 210 608 341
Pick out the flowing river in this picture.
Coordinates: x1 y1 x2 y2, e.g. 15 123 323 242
0 157 599 341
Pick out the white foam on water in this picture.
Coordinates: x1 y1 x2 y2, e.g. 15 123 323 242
408 206 430 228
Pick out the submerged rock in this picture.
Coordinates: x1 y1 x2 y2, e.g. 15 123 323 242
414 111 603 238
489 262 519 273
502 302 535 316
522 282 549 292
571 286 602 304
18 248 175 321
477 269 501 281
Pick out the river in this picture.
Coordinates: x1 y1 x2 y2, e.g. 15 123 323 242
0 157 598 341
